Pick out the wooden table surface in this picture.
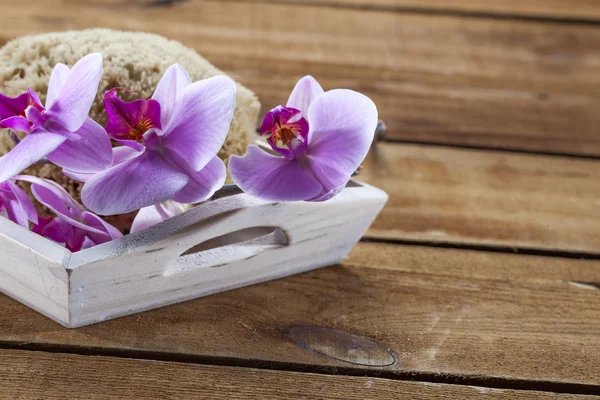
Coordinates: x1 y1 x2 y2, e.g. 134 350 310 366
2 0 600 398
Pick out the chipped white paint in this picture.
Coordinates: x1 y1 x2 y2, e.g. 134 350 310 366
0 181 387 328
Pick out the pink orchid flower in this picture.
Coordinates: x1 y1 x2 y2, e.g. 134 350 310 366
131 200 187 233
17 176 122 252
81 64 236 215
229 76 378 202
0 178 38 228
0 53 112 182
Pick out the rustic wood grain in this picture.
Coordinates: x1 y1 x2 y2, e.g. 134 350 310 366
361 142 600 252
2 349 591 400
1 242 599 387
2 1 600 155
232 0 600 21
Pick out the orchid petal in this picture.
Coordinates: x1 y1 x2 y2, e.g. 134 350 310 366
287 76 324 118
81 211 123 241
23 176 121 251
1 179 37 228
112 146 143 164
6 180 38 225
25 105 45 126
0 129 66 182
35 216 96 252
45 63 70 108
306 182 346 202
16 175 109 235
45 118 112 173
0 92 31 119
162 75 236 171
152 64 192 127
80 236 97 250
305 89 377 198
28 87 43 110
172 156 226 203
130 205 165 233
2 198 28 227
229 145 322 201
0 116 30 132
114 139 144 152
16 175 82 217
34 217 71 247
45 53 103 132
81 150 189 215
131 200 186 233
32 216 54 237
62 146 141 182
61 169 92 183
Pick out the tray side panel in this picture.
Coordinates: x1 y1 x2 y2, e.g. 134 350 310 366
0 230 69 326
68 185 387 327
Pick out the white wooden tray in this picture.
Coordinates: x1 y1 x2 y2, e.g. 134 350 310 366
0 181 387 328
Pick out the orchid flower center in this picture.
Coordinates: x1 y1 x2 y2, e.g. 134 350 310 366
260 106 309 159
128 117 154 142
272 122 301 148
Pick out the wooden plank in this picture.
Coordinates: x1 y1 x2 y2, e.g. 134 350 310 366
1 242 599 387
230 0 600 21
361 142 600 252
2 1 600 155
1 349 590 400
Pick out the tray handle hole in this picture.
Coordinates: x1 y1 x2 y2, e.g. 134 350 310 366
181 226 288 256
166 227 288 275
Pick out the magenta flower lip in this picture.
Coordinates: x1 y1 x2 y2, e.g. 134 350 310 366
259 105 309 160
103 88 162 150
229 75 378 202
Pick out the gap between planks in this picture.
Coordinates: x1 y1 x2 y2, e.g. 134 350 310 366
3 348 597 400
361 237 600 262
0 342 598 396
380 138 600 161
208 0 600 26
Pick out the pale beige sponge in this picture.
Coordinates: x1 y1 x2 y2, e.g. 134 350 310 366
0 28 260 191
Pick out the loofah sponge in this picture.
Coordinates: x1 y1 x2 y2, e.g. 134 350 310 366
0 28 261 202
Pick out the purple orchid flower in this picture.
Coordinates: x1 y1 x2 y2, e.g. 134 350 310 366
229 76 378 202
0 53 112 182
17 176 122 252
131 200 187 233
81 64 236 216
0 178 38 228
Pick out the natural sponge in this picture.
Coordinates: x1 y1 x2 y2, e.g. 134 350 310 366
0 28 260 187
